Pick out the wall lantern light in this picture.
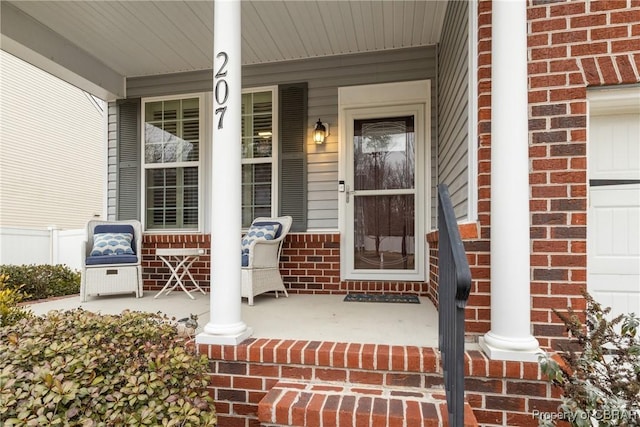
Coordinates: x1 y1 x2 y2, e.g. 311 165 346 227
313 119 329 144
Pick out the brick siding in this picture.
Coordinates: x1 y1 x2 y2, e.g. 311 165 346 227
142 234 211 292
427 223 491 338
142 232 429 297
476 0 640 349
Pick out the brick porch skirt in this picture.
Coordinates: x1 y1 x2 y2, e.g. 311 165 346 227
141 233 430 297
198 338 562 427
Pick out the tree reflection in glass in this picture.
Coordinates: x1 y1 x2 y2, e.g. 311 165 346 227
353 116 415 270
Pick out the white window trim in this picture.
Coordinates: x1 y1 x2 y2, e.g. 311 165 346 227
241 85 279 229
140 93 205 233
338 80 431 282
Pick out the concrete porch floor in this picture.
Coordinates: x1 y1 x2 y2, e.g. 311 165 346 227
26 292 439 347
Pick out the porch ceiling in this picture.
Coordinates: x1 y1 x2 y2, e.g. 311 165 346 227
0 0 447 101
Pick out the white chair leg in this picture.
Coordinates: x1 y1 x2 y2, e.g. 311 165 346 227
80 274 87 302
137 267 143 298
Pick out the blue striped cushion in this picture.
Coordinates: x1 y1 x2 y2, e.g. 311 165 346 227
251 221 283 239
90 233 134 256
241 224 280 266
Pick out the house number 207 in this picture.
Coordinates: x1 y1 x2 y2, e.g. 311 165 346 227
215 52 229 129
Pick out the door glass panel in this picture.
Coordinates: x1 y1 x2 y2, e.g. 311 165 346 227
353 195 415 270
354 116 415 191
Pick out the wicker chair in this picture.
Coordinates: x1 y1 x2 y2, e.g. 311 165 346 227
241 216 292 305
80 220 143 302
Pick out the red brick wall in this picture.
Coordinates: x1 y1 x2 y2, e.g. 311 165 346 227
199 340 563 427
142 234 211 291
281 233 341 293
282 233 428 295
142 233 428 296
426 223 491 338
476 0 640 349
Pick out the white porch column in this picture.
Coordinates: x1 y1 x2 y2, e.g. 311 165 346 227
479 0 541 361
197 0 252 345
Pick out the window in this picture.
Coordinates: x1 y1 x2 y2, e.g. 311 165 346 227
241 88 276 227
142 96 202 230
140 89 280 231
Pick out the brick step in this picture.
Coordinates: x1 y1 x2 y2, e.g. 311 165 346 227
204 338 442 375
258 380 478 427
203 339 450 426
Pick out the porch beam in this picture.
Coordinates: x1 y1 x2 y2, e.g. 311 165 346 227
479 0 541 362
0 1 125 101
197 0 252 346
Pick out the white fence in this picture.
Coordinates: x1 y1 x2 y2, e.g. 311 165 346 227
0 227 86 271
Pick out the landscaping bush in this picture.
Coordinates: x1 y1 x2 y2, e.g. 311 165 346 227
0 274 32 327
0 264 80 301
539 292 640 427
0 310 217 426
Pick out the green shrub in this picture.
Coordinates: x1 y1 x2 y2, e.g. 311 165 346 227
0 264 80 301
0 274 32 327
539 292 640 427
0 310 217 426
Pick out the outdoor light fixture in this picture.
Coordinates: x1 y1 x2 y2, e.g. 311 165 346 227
313 119 328 144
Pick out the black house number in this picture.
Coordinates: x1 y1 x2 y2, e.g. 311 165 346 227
215 52 229 129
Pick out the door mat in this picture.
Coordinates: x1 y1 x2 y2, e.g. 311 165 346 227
343 293 420 304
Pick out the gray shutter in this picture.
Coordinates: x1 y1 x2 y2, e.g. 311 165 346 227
279 83 308 232
117 99 141 220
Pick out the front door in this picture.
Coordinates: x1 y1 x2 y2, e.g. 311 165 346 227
343 104 427 281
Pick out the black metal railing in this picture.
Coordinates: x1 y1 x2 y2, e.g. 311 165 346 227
437 184 472 427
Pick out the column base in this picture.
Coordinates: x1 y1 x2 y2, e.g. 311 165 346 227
196 327 253 345
479 335 543 362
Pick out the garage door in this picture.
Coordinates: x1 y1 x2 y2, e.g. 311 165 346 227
588 89 640 318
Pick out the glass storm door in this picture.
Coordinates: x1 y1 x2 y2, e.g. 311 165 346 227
345 106 425 281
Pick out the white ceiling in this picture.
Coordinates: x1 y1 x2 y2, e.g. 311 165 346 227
1 1 448 99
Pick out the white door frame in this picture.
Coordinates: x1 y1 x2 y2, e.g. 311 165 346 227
338 80 431 281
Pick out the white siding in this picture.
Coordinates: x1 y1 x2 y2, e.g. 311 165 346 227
120 47 437 230
0 51 106 229
247 47 437 230
437 0 470 220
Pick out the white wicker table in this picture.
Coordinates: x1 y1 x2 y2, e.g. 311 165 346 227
154 248 206 300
